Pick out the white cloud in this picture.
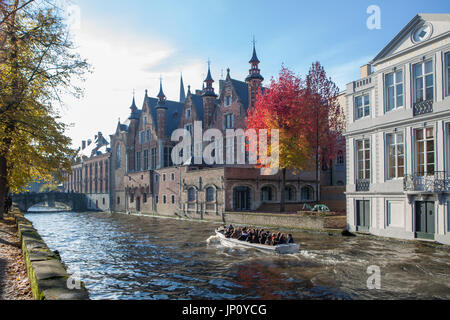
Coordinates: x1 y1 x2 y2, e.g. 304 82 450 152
60 21 205 148
326 55 373 91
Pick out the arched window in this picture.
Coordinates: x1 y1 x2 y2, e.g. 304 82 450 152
206 187 216 202
301 186 314 201
188 187 197 202
285 186 295 201
261 186 275 202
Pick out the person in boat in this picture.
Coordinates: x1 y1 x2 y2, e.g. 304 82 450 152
225 227 234 238
260 231 267 244
278 234 287 245
238 228 249 241
265 235 273 246
287 234 295 244
232 228 242 239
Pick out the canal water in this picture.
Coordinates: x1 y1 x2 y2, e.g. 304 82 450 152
25 211 450 300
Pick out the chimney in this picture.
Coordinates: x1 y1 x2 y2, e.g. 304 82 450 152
82 141 86 150
360 64 372 78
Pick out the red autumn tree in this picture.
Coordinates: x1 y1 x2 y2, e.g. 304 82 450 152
246 66 312 212
246 63 345 212
304 62 345 202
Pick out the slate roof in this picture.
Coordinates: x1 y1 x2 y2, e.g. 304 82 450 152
145 96 184 136
230 79 249 110
190 93 204 121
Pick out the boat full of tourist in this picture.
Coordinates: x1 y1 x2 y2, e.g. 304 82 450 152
215 225 299 254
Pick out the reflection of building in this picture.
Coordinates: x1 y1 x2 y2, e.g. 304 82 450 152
345 14 450 245
65 44 345 218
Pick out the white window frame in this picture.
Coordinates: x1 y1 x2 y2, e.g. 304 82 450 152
414 127 435 176
413 59 434 104
386 132 405 180
356 139 371 181
185 108 191 120
445 52 450 97
385 70 404 112
354 93 370 120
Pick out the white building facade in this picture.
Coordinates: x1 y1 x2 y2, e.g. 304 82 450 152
345 14 450 245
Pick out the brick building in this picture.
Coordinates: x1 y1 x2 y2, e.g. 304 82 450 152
65 44 345 218
63 132 111 211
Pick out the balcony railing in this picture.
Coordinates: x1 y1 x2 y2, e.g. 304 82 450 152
356 179 370 192
404 171 449 192
413 99 433 116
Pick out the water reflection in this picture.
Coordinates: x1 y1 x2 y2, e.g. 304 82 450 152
25 211 450 300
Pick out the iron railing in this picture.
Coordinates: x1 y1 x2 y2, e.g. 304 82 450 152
413 99 433 116
356 179 370 192
404 171 449 192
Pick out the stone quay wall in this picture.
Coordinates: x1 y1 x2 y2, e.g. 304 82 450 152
14 211 89 300
142 210 345 232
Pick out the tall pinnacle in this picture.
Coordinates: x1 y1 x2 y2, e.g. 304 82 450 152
180 73 186 103
249 36 260 63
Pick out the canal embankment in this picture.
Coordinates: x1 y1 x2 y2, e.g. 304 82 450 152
12 209 89 300
146 209 347 233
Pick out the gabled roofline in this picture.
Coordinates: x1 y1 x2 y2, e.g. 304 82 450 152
370 14 422 64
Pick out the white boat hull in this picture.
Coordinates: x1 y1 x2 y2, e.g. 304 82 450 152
215 231 299 254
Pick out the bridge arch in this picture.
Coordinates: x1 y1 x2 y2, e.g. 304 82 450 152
12 192 88 212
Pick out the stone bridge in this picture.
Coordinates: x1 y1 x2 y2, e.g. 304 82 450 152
12 192 88 212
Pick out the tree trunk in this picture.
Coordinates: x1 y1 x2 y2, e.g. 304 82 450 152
0 155 7 220
280 168 286 212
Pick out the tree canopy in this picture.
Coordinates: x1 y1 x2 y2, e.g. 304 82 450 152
0 0 90 218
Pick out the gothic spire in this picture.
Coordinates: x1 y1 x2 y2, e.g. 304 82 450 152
180 73 186 103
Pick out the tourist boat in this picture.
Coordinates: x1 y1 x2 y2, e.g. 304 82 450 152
215 230 299 254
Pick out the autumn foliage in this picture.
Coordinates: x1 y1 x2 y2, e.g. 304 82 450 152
246 63 345 210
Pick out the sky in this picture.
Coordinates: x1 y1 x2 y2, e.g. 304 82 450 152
60 0 450 148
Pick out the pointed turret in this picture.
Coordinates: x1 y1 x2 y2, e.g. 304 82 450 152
157 78 166 106
180 73 186 103
156 78 167 139
202 60 217 98
246 39 264 109
246 39 264 82
202 61 217 129
128 92 139 120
